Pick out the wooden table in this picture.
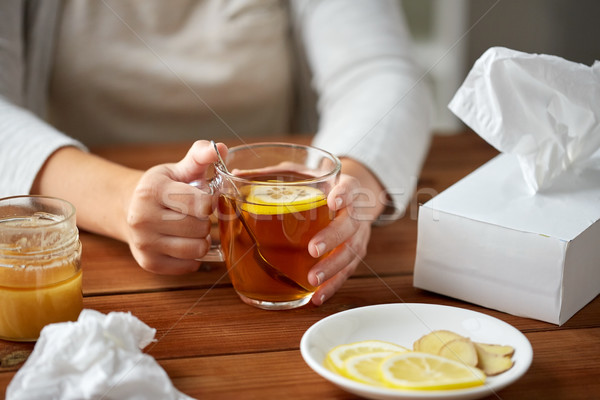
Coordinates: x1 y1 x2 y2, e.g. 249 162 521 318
1 131 599 399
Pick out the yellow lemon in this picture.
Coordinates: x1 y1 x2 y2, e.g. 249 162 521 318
242 184 326 215
380 351 486 390
343 351 396 386
324 340 409 375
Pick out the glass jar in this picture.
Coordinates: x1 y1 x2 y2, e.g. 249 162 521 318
0 196 82 341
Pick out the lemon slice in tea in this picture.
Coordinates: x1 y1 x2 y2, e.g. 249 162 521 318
324 340 409 375
242 185 327 215
380 351 486 390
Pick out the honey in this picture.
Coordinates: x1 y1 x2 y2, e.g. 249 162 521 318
0 196 83 341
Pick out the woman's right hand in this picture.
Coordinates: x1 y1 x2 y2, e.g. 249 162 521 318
125 140 228 274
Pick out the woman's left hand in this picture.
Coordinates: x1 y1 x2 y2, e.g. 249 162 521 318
307 159 386 305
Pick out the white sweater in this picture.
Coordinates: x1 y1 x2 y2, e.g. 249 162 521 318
0 0 432 220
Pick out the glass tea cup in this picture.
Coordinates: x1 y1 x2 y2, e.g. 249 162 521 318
198 143 341 310
0 196 83 341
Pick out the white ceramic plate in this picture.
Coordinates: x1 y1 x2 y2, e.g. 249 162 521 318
300 303 532 400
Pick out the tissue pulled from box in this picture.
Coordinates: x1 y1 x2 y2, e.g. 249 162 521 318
449 46 600 192
6 309 194 400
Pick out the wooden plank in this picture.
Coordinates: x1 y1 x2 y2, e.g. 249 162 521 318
160 350 353 400
80 232 231 295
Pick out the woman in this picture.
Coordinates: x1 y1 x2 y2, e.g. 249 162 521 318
0 0 432 305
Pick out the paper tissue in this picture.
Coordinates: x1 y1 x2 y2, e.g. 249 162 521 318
414 47 600 325
6 309 194 400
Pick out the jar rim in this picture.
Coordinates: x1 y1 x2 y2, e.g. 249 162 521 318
0 195 76 229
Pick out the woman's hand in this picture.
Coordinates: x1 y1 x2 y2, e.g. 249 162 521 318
307 158 387 305
125 140 227 274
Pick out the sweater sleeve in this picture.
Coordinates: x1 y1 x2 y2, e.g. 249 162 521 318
0 98 86 197
290 0 433 221
0 0 86 198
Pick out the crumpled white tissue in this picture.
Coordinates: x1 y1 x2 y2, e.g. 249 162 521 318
449 46 600 193
6 309 195 400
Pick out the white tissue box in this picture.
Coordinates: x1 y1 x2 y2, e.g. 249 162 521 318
413 153 600 325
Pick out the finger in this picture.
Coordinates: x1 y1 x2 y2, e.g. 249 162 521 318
127 185 213 236
311 260 359 306
157 235 212 260
129 166 212 222
171 140 228 183
308 239 361 286
159 180 214 219
308 207 359 258
134 252 202 275
327 174 359 212
307 220 371 286
143 213 212 238
132 234 211 265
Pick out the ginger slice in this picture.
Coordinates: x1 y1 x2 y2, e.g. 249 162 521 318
412 330 516 377
474 342 515 376
413 330 465 355
474 342 515 358
438 338 478 367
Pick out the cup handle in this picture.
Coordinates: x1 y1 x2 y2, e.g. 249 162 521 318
198 243 224 262
190 179 225 263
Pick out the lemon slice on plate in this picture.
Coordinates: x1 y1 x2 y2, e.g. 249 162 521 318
242 184 327 215
343 351 396 386
380 351 486 390
324 340 409 375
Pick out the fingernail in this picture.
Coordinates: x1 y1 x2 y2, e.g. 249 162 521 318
315 271 325 286
335 197 343 209
319 294 326 304
315 242 326 257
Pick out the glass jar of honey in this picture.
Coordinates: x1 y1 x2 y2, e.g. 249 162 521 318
0 196 82 341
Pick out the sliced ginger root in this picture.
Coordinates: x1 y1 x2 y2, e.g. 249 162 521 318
439 338 478 367
474 342 515 376
413 330 463 354
474 342 515 358
413 330 515 377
